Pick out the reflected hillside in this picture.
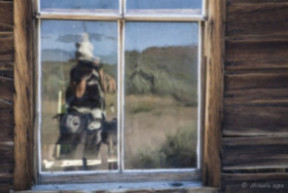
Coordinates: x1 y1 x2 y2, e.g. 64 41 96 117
126 45 198 106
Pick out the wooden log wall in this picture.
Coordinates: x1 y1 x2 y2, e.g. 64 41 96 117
222 0 288 193
0 0 14 192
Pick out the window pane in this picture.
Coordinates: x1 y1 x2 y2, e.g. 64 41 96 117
41 0 118 10
126 0 202 14
40 20 118 172
124 22 198 169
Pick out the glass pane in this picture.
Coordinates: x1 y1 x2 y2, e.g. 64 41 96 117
126 0 202 14
125 22 198 169
41 0 118 10
41 20 118 172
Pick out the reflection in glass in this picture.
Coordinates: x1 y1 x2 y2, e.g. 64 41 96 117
124 22 198 169
41 0 118 10
40 20 118 172
127 0 202 13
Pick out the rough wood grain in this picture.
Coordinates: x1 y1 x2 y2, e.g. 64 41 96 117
223 105 288 136
224 87 288 105
225 72 288 90
222 173 288 193
227 0 287 5
226 3 288 37
202 0 225 187
0 31 13 39
0 185 13 193
0 77 13 102
0 1 13 32
226 40 288 70
0 37 14 62
16 187 219 193
0 144 13 161
222 137 288 170
0 109 13 131
227 0 288 4
0 69 13 79
0 61 13 80
14 0 35 190
0 163 13 174
40 172 200 184
0 127 13 141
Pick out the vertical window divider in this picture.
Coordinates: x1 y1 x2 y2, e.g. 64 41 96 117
37 17 43 174
118 19 126 173
197 20 203 170
37 0 40 13
119 0 126 173
203 0 207 18
122 0 126 16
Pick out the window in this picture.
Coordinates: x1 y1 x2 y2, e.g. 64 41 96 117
37 0 205 183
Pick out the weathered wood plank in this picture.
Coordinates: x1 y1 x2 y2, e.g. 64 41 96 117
0 109 13 129
0 32 13 39
0 69 13 79
0 37 14 62
16 187 218 193
0 61 13 68
228 0 288 3
0 61 13 80
225 72 288 90
0 77 13 102
14 0 35 190
222 173 288 193
40 172 200 185
225 88 288 105
0 144 13 160
0 127 13 141
226 40 288 70
0 98 13 109
226 34 288 42
222 137 288 170
0 163 13 174
226 3 288 37
223 106 288 136
202 0 225 187
0 1 13 32
0 184 13 193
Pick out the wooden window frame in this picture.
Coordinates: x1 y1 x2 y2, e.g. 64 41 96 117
13 0 224 191
35 1 203 184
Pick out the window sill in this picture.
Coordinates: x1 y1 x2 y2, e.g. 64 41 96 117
15 181 218 193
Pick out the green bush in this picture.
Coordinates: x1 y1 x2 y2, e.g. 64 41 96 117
130 127 197 169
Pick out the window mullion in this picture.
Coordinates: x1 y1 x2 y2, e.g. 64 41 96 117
203 0 207 18
118 19 126 172
121 0 126 15
197 21 203 170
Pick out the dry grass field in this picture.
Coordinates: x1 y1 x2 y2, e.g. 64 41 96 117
125 94 197 169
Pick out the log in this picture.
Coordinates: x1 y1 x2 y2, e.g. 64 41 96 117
226 40 288 70
227 3 288 36
223 137 288 169
223 105 288 136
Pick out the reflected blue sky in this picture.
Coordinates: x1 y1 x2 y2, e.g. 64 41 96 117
41 21 198 63
41 0 201 10
41 20 118 63
127 0 201 9
125 22 198 52
41 0 118 9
